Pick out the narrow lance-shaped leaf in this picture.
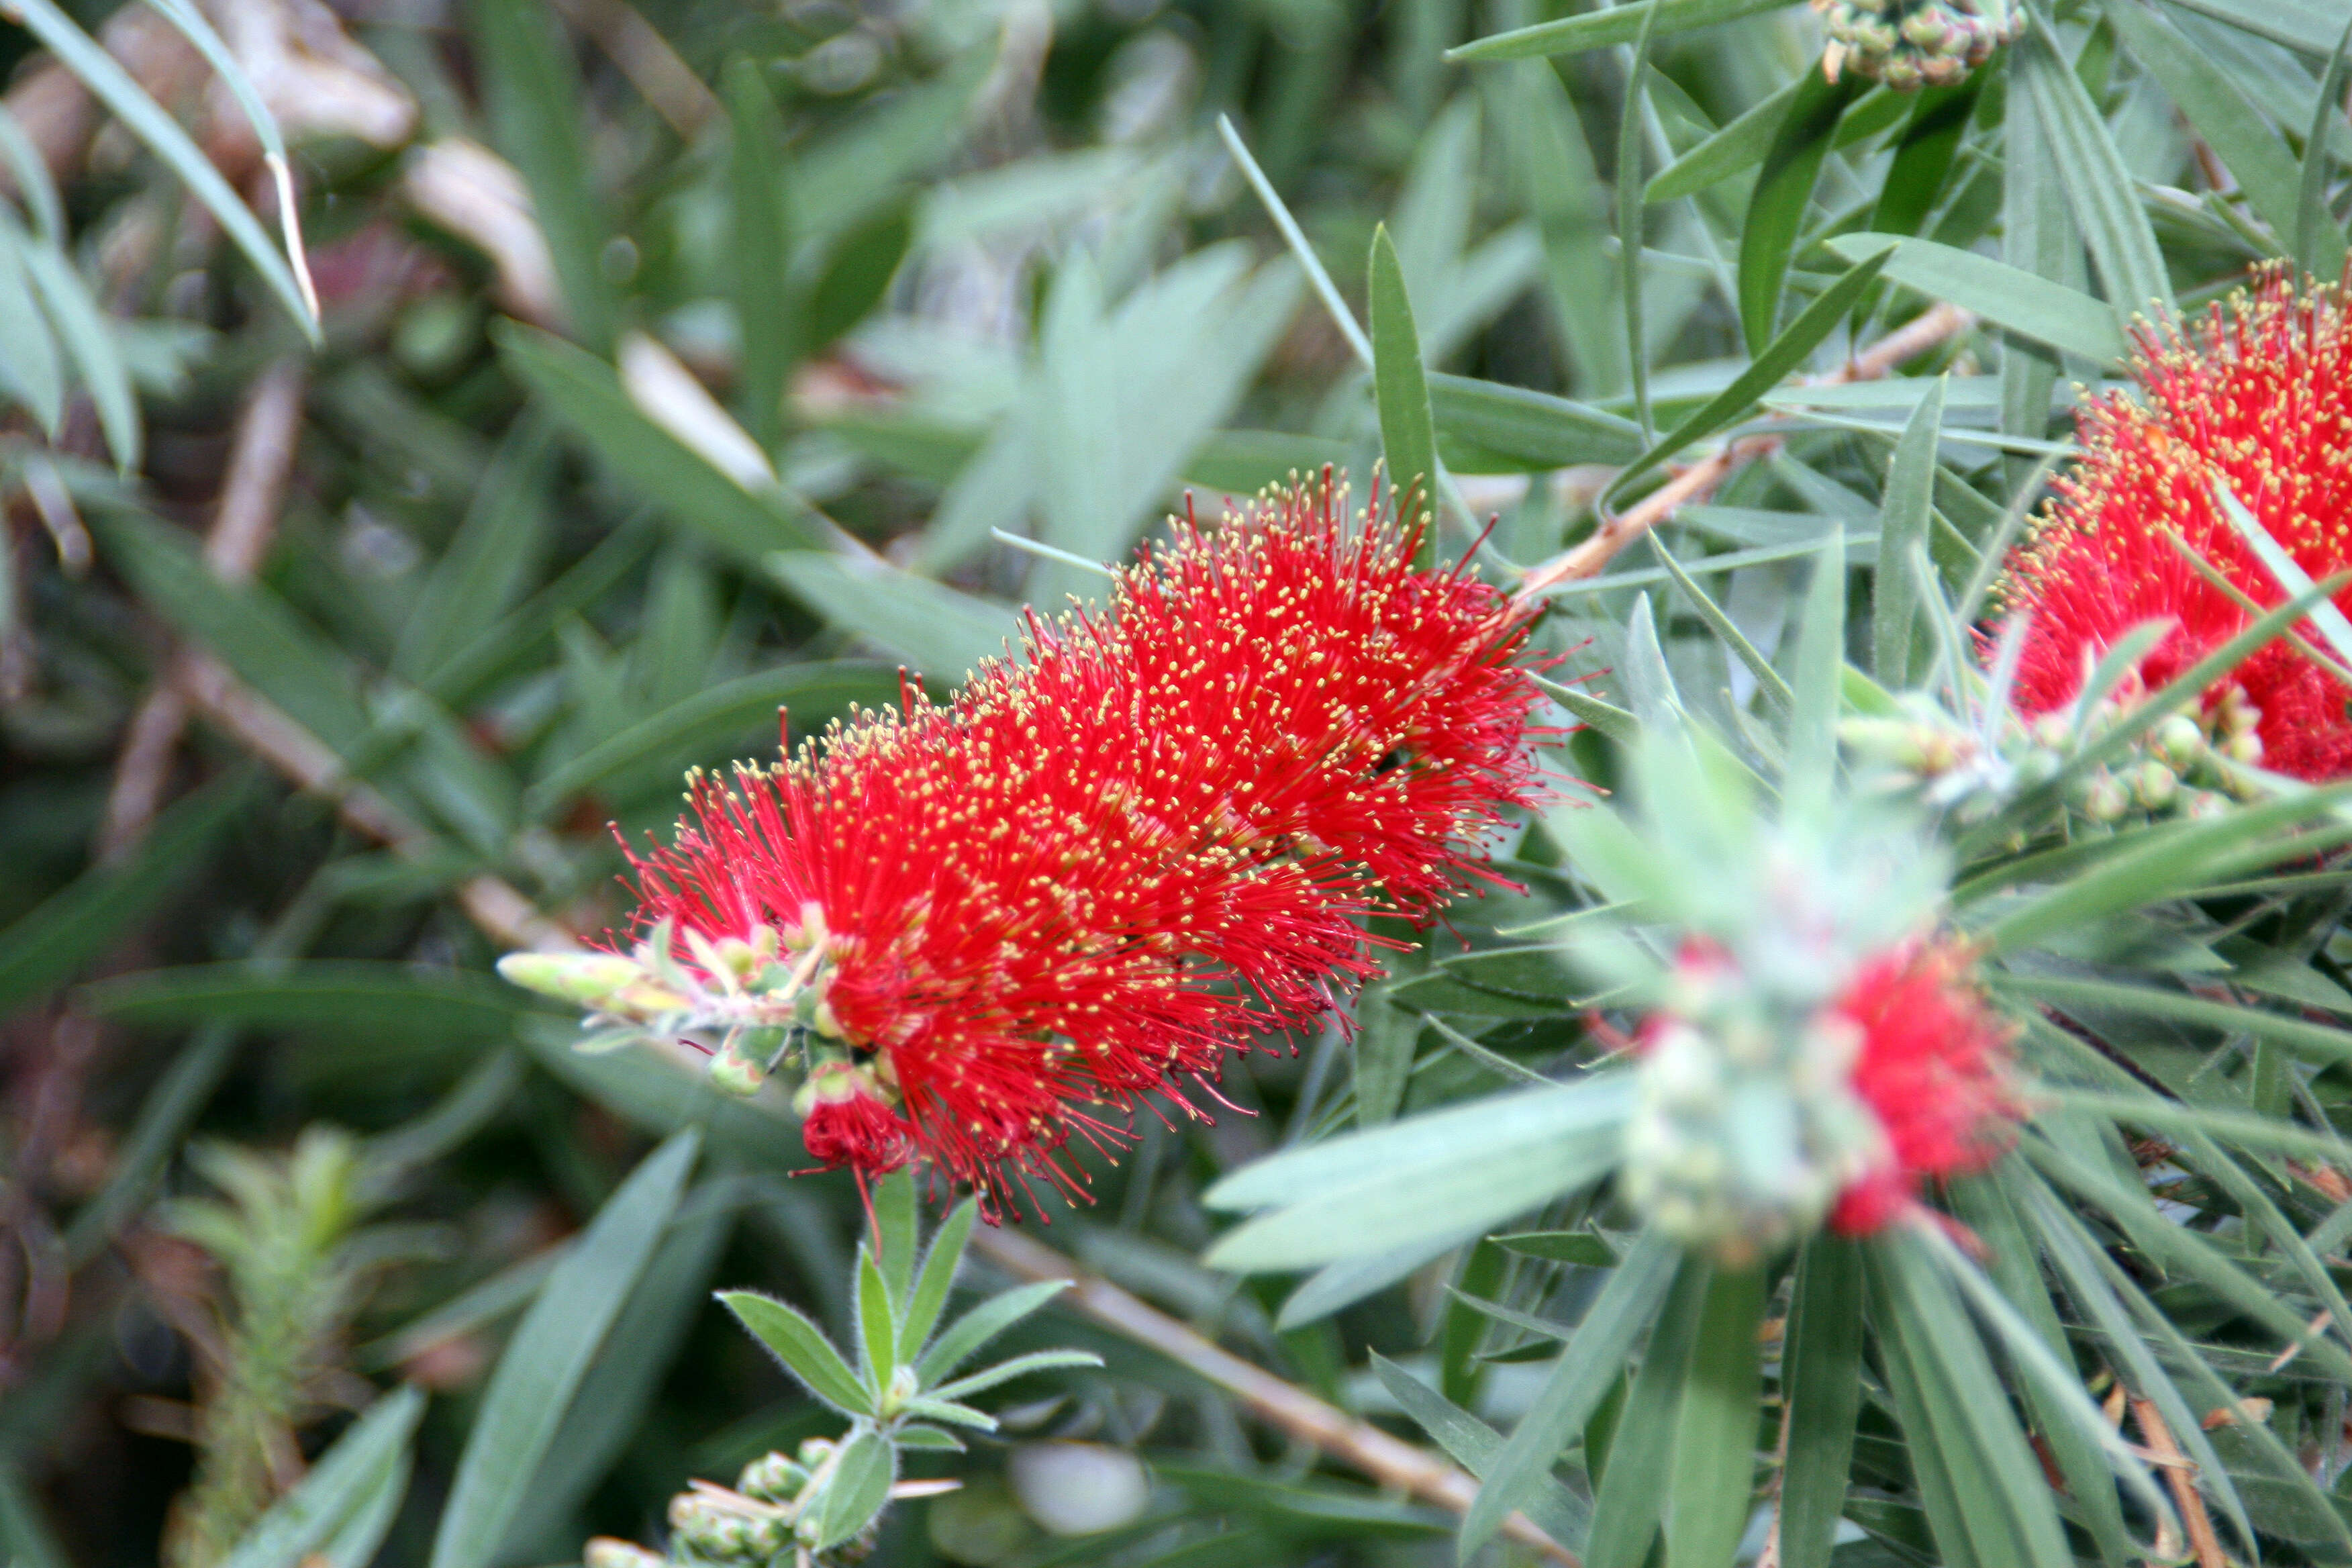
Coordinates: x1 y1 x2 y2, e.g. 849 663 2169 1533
1740 70 1859 356
1873 377 1947 685
722 1291 874 1415
1460 1228 1679 1557
428 1130 699 1568
1368 224 1439 558
1663 1263 1765 1568
2296 17 2352 292
724 55 793 450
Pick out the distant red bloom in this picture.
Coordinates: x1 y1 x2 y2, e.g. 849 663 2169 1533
1828 940 2018 1234
622 473 1549 1208
1998 267 2352 779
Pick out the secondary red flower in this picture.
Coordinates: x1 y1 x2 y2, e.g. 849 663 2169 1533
1998 267 2352 779
1828 940 2017 1234
619 473 1549 1207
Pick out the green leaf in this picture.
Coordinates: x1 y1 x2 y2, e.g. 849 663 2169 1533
2016 17 2171 326
1606 249 1893 505
80 961 531 1040
1203 1079 1634 1270
806 202 916 354
1870 79 1981 241
1740 70 1859 355
1492 1230 1617 1267
928 1349 1104 1402
1582 1252 1710 1568
393 415 556 684
1867 1232 2074 1568
526 664 899 813
1461 1228 1678 1557
1371 224 1437 536
1665 1263 1763 1568
495 322 827 565
722 1291 873 1415
0 226 62 434
1277 1230 1479 1330
220 1389 424 1568
1651 538 1793 709
1 0 311 333
1617 4 1662 438
1370 1354 1591 1551
809 1428 895 1554
1777 1236 1863 1568
724 56 793 450
856 1245 897 1391
429 1130 698 1568
9 220 138 469
2104 1 2308 250
1871 377 1946 685
473 0 614 348
2296 16 2352 281
1783 528 1847 826
2167 0 2352 54
0 773 252 1018
1645 77 1800 203
1978 785 2352 953
1446 0 1783 61
1945 1175 2137 1568
893 1424 967 1451
1428 374 1645 470
899 1198 977 1364
2209 477 2352 671
767 552 1018 682
1825 234 2124 364
85 502 370 750
916 1279 1069 1385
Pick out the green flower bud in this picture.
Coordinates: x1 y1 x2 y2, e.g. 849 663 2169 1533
2133 759 2179 811
2153 714 2205 771
738 1451 811 1504
709 1048 767 1098
2081 772 2129 823
583 1538 665 1568
496 952 644 1008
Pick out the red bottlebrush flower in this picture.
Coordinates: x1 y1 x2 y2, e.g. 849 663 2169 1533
619 473 1549 1208
797 1061 916 1174
1828 941 2018 1234
1998 267 2352 780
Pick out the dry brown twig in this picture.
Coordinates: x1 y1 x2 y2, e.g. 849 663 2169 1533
2132 1398 2226 1568
98 357 309 861
1514 301 1979 603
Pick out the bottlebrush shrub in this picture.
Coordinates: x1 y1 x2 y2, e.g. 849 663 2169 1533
501 473 1549 1211
1204 552 2352 1568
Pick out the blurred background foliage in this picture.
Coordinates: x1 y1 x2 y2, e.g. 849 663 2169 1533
1 0 2349 1562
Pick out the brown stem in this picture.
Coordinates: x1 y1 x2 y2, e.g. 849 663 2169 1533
99 359 308 861
966 1225 1577 1565
2131 1398 2224 1568
1516 302 1978 602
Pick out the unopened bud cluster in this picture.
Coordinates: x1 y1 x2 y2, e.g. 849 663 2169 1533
497 907 895 1117
1622 950 1888 1267
1839 683 2265 832
1813 0 2020 89
583 1440 878 1568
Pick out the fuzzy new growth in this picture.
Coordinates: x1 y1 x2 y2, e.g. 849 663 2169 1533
1625 937 2016 1259
607 473 1549 1210
2000 268 2352 781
